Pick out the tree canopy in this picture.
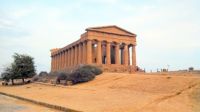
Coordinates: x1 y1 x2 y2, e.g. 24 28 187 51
1 53 36 84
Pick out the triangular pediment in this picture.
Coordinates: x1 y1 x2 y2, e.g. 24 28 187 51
86 25 136 36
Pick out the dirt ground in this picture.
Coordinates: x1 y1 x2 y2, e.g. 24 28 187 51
0 94 60 112
0 72 200 112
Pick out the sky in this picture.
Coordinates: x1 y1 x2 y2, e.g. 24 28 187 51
0 0 200 73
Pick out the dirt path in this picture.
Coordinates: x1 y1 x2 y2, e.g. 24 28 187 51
0 73 200 112
0 94 61 112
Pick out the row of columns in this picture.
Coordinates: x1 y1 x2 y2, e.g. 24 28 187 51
51 40 136 71
51 41 87 71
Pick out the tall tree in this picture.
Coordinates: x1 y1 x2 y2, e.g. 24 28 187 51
1 53 36 84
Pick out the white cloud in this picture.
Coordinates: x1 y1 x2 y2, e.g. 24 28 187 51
86 0 119 4
12 9 33 19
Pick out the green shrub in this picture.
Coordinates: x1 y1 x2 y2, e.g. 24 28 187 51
39 71 48 77
189 67 194 71
69 66 95 84
32 65 102 85
80 65 103 75
32 75 39 81
56 72 69 84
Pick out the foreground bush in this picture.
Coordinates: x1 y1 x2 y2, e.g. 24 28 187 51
39 71 48 77
33 65 103 85
66 65 103 84
79 65 103 75
32 71 55 82
69 67 95 84
32 75 40 81
56 72 70 84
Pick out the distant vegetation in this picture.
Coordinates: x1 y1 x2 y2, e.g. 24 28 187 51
1 53 36 85
189 67 194 71
33 65 103 85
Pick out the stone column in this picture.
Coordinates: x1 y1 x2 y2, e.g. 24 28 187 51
68 49 71 66
76 45 78 65
59 52 62 70
53 56 55 71
124 44 129 65
56 53 58 71
82 42 86 64
71 47 74 66
73 47 75 66
57 53 60 70
66 50 68 67
78 44 82 64
60 52 62 70
62 52 65 70
76 45 79 64
132 45 136 67
68 49 70 66
64 50 67 69
56 54 58 70
51 56 53 71
106 42 111 64
115 43 120 64
55 55 57 71
59 53 62 70
97 40 102 64
61 52 64 70
86 40 92 64
63 51 65 69
128 47 130 65
56 54 59 70
76 45 79 65
74 45 77 65
53 55 55 71
64 51 66 68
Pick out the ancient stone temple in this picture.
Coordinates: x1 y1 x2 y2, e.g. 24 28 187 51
50 25 137 72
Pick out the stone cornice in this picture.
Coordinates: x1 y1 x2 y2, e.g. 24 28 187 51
87 29 136 37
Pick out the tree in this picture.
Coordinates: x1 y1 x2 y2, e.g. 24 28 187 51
189 67 194 71
1 67 13 84
1 53 36 84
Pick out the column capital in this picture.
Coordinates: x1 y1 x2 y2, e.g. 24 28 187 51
132 44 136 47
96 40 102 42
106 42 111 45
124 43 129 46
115 42 120 45
86 39 92 42
75 44 79 47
